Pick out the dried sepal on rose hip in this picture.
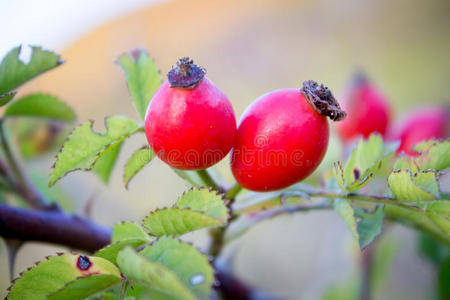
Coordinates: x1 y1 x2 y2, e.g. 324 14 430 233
231 81 346 192
144 57 237 170
336 73 391 142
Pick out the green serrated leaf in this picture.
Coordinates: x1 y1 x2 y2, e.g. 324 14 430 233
341 134 397 190
395 139 450 172
92 141 123 184
4 93 75 122
7 253 121 300
177 188 228 223
142 188 228 236
124 146 155 189
140 236 214 300
0 46 62 95
112 222 150 243
388 170 440 201
117 49 162 121
117 247 196 300
143 208 222 237
95 239 149 265
333 161 373 193
334 199 384 250
0 92 16 106
415 139 450 171
49 116 140 187
47 274 122 300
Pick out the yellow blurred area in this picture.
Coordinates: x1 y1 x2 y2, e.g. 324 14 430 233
1 0 449 299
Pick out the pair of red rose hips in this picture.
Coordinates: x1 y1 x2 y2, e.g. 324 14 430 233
145 58 346 191
335 73 449 155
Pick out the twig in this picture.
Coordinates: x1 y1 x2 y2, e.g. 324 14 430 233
0 119 48 209
0 204 111 252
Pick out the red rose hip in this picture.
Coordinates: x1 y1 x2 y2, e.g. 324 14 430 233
231 81 346 191
145 58 237 170
336 74 391 142
391 107 449 156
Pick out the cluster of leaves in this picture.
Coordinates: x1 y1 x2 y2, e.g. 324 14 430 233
2 45 449 299
7 194 224 299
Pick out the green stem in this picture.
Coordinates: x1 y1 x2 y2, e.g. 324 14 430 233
0 120 25 187
196 169 221 191
119 279 130 300
0 119 48 209
310 191 422 212
225 183 243 200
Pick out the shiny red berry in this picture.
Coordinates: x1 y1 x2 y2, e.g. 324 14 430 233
391 107 449 156
145 58 237 170
231 81 346 191
336 74 391 142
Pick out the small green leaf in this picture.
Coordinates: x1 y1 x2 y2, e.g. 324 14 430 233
334 199 384 250
112 222 150 243
95 239 149 265
96 223 152 266
388 170 440 201
394 139 450 172
142 188 228 236
117 247 196 300
47 274 122 300
4 93 75 122
414 139 450 171
0 92 16 106
92 141 123 184
177 188 228 223
336 134 397 192
333 161 373 193
123 146 155 189
143 208 222 237
49 116 140 187
140 236 214 300
7 253 121 300
117 49 162 121
0 46 62 95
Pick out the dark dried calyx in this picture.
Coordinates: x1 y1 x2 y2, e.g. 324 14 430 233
300 80 347 121
168 57 206 89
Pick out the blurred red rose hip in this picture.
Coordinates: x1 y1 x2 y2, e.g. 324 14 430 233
391 107 449 156
145 58 237 170
231 81 346 191
336 74 391 142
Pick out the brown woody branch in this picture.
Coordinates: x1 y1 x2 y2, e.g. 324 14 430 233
0 203 265 300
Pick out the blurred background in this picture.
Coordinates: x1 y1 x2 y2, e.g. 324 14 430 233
1 0 449 299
